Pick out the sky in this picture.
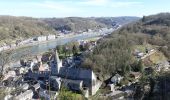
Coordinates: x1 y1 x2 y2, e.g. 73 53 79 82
0 0 170 18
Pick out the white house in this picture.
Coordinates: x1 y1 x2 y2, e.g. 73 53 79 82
111 74 123 84
47 35 56 40
34 36 47 42
137 52 144 58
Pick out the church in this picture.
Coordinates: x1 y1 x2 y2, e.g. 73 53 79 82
25 49 102 97
51 50 102 96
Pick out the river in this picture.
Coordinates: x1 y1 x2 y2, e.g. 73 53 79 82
10 32 103 61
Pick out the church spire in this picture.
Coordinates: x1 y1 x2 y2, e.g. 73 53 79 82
55 49 60 63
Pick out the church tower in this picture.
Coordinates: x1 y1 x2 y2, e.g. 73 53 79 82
51 49 62 75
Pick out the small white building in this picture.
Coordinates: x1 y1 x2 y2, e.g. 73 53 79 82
3 71 16 81
137 52 144 58
34 36 47 42
111 74 123 84
47 35 56 40
0 45 11 51
10 44 17 48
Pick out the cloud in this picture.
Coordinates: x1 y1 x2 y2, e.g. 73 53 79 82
79 0 142 8
32 1 81 13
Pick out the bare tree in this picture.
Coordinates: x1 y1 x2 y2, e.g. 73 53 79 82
0 49 31 78
0 51 14 78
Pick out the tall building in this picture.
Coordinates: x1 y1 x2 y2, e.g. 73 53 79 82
51 49 62 75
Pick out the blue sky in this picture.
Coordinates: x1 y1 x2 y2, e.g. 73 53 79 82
0 0 170 18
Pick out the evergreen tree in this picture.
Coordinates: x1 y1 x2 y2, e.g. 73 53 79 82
72 44 79 55
126 65 131 73
138 60 144 73
56 45 63 54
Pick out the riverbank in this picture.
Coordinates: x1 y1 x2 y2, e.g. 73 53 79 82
4 34 77 52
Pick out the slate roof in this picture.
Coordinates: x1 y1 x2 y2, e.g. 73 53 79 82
59 67 93 80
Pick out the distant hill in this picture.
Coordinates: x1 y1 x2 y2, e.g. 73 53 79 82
94 16 139 26
42 17 107 32
42 17 139 32
0 15 139 44
119 13 170 47
0 16 56 44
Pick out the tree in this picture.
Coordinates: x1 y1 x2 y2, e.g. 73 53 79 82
56 45 63 54
0 51 13 78
63 46 68 57
58 86 84 100
0 49 31 79
142 16 146 22
79 45 84 52
72 44 79 56
126 65 131 74
84 43 90 51
138 60 144 73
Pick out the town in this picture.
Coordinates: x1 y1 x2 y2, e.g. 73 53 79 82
0 27 118 52
1 0 170 99
1 34 170 100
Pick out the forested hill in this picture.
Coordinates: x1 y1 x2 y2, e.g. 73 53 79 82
94 16 139 26
0 16 56 44
42 17 108 32
119 13 170 58
42 17 139 32
0 16 138 44
82 13 170 80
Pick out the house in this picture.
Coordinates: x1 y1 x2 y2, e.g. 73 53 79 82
129 72 141 79
21 83 29 90
34 36 47 42
3 71 16 81
47 35 56 40
111 74 123 84
137 52 144 58
39 62 50 72
108 83 115 92
155 64 161 72
33 83 40 91
49 76 61 91
62 78 83 91
13 90 33 100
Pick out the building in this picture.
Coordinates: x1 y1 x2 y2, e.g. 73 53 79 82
58 67 102 96
137 52 144 58
34 36 47 42
111 74 123 84
13 90 33 100
24 49 101 97
50 50 102 96
49 76 61 91
47 35 56 40
130 72 141 79
3 71 16 81
51 50 63 75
